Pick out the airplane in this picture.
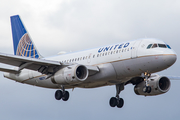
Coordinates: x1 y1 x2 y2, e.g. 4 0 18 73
0 15 177 108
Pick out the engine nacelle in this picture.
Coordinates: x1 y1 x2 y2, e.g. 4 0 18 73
51 64 88 85
134 74 171 96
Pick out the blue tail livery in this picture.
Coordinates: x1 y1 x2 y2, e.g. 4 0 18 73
10 15 41 58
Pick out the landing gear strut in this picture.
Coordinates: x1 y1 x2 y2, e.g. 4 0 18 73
109 84 124 108
55 86 69 101
141 72 151 93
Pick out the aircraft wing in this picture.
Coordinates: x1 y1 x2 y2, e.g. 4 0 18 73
0 67 19 74
166 76 180 80
0 52 99 75
0 52 61 74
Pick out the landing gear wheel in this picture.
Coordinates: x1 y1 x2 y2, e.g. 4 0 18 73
117 98 124 108
55 90 62 100
109 97 117 107
62 91 69 101
147 86 151 93
143 86 148 93
143 86 151 93
109 84 125 108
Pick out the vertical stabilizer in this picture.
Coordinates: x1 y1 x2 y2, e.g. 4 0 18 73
10 15 41 58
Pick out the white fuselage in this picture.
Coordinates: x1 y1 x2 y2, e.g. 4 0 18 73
4 38 177 89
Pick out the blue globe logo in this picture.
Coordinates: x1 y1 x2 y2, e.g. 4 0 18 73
16 33 39 58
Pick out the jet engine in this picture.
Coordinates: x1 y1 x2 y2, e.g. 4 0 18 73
51 64 88 85
134 74 171 96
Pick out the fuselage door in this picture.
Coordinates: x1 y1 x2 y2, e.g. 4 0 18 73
131 40 142 58
87 53 92 64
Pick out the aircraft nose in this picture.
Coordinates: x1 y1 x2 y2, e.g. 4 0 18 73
163 54 177 67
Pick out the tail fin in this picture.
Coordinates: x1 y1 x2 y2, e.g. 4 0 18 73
10 15 42 58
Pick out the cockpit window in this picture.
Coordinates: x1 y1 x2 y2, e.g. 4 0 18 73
152 44 158 48
147 44 152 49
147 43 171 49
166 44 171 49
158 44 167 48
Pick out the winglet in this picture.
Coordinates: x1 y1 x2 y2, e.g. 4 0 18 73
10 15 42 58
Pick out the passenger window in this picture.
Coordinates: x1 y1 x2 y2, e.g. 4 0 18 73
158 44 167 48
147 44 152 49
152 44 157 48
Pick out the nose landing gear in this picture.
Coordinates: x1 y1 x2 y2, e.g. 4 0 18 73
141 72 152 93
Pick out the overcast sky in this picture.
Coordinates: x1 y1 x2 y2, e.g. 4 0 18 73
0 0 180 120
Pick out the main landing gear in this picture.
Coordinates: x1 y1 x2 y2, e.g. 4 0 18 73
141 72 151 93
55 86 69 101
109 84 124 108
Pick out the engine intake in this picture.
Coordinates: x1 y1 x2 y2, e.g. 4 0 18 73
134 74 171 96
158 77 170 91
76 66 87 80
51 64 88 85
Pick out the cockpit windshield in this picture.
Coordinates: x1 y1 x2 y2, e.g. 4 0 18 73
166 45 171 49
152 44 158 48
147 44 152 49
147 43 171 49
158 44 167 48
